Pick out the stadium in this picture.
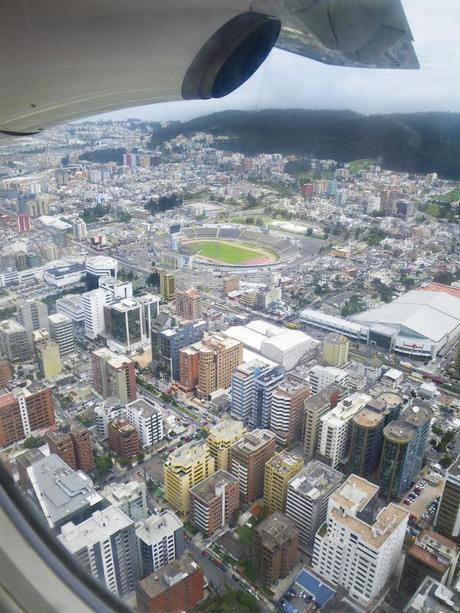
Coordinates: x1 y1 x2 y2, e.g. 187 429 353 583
178 225 298 270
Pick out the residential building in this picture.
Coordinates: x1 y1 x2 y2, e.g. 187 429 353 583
230 359 269 424
136 510 184 576
263 451 304 513
73 218 87 240
94 400 126 439
0 359 12 387
136 553 204 613
17 299 48 332
270 376 310 445
0 319 33 362
151 320 206 381
35 335 62 379
399 530 459 598
27 454 104 529
312 475 408 607
59 507 139 598
206 417 246 470
435 455 460 540
56 293 85 326
91 347 137 403
164 442 215 514
303 385 343 460
83 288 112 339
223 276 239 294
309 364 349 394
189 470 240 537
160 270 175 301
175 288 202 320
403 576 460 613
380 405 433 500
322 332 349 367
16 448 45 490
177 345 200 392
230 429 276 504
0 387 55 446
98 275 133 301
70 424 94 473
252 512 299 586
85 255 118 290
48 313 75 356
251 366 285 429
101 480 148 522
317 393 371 469
285 460 344 552
46 430 76 470
196 333 243 398
108 418 140 460
125 398 164 448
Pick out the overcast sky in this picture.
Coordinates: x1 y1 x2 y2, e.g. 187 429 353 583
90 0 460 123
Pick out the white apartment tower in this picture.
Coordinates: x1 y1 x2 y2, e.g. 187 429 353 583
124 398 164 448
48 313 75 356
313 475 408 607
135 510 184 577
83 288 112 339
309 365 349 395
318 393 370 469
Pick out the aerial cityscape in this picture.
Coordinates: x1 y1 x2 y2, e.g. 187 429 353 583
0 114 459 613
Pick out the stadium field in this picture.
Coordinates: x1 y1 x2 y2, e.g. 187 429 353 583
183 239 278 265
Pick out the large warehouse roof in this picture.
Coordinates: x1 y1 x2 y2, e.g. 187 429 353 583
353 290 460 342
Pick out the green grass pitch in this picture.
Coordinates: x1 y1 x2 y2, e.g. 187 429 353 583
184 240 277 264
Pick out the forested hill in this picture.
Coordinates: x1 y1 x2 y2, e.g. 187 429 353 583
149 109 460 179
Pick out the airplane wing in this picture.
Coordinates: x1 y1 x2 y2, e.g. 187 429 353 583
0 0 418 137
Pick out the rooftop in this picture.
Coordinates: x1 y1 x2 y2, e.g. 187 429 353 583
404 576 460 613
331 475 378 513
207 417 245 443
0 319 27 334
126 397 162 418
135 510 182 545
255 511 298 550
231 429 276 455
137 553 201 599
266 451 303 475
190 469 239 502
353 407 384 429
288 460 344 500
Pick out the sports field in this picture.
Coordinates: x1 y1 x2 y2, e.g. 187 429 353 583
183 239 278 265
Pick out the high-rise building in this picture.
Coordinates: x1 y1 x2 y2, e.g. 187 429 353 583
56 293 85 327
73 218 87 241
251 366 285 429
196 334 243 398
223 276 239 294
380 405 433 500
177 345 200 392
94 399 126 439
105 294 160 351
175 288 202 320
48 313 75 356
312 475 408 607
285 460 343 552
16 448 45 491
124 398 164 448
0 387 55 446
91 347 137 403
152 320 206 381
160 270 175 301
59 507 140 598
136 510 184 576
108 418 140 460
136 553 204 613
17 299 48 332
322 332 349 367
0 319 33 362
27 454 104 529
206 417 246 470
34 335 62 379
230 360 269 424
317 393 371 469
46 430 77 469
0 359 12 388
252 512 299 586
83 288 112 339
309 364 349 394
263 451 304 514
70 424 94 473
403 577 460 613
302 385 343 460
270 376 310 445
349 394 402 478
164 442 215 514
435 455 460 540
399 529 459 599
189 470 240 536
454 341 460 378
230 429 276 504
101 480 148 522
85 255 118 290
98 275 133 301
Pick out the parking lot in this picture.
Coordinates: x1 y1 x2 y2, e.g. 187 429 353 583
401 476 444 520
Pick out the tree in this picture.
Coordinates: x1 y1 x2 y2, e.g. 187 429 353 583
306 228 313 236
341 295 366 317
23 435 44 449
95 455 113 471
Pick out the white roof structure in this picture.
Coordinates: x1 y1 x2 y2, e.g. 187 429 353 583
353 291 460 343
224 319 319 370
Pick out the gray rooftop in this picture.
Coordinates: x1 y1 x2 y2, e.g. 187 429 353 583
288 460 344 500
404 576 460 613
135 510 182 546
27 454 102 528
190 469 238 503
